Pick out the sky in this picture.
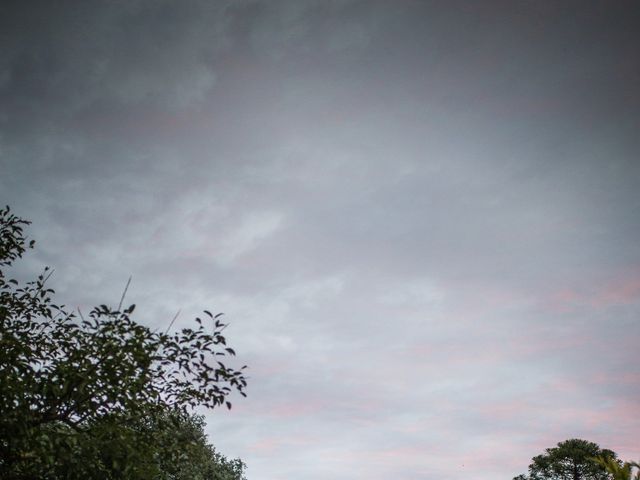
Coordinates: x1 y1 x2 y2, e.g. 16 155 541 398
1 1 640 478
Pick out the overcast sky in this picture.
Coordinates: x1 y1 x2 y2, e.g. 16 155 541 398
2 1 640 478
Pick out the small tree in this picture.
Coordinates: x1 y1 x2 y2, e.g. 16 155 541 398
0 206 248 479
514 438 618 480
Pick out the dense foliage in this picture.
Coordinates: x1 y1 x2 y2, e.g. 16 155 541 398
593 457 640 480
514 439 618 480
0 206 247 479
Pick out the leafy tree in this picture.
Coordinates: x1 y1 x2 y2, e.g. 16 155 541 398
144 411 247 480
0 206 248 479
593 456 640 480
49 410 247 480
514 439 618 480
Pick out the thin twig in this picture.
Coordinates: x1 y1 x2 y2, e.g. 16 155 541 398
42 268 55 285
117 276 132 311
164 309 181 334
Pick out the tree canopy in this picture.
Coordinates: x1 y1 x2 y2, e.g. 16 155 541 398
514 438 618 480
0 206 248 479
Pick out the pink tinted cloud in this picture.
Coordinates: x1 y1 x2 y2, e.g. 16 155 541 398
328 438 531 478
545 269 640 312
328 445 435 471
407 327 591 368
248 437 282 454
479 398 543 423
436 267 640 317
512 330 591 358
593 275 640 307
480 395 639 448
268 399 327 418
247 433 322 455
230 397 328 419
591 371 640 387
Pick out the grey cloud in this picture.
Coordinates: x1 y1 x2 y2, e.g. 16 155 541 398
0 1 225 111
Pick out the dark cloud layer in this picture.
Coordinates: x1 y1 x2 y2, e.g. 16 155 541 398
2 2 640 479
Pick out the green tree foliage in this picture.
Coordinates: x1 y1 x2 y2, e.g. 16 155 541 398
145 411 247 480
514 439 619 480
5 409 247 480
593 456 640 480
65 410 246 480
0 206 248 479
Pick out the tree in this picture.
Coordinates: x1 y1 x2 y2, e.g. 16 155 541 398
50 410 247 480
0 206 248 479
514 438 619 480
141 411 247 480
593 456 640 480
